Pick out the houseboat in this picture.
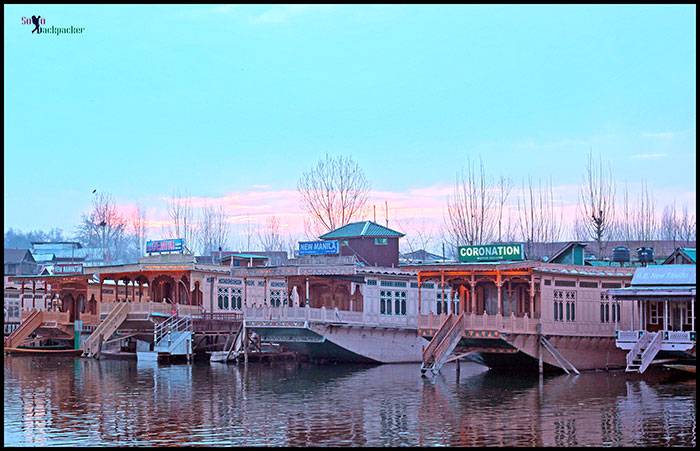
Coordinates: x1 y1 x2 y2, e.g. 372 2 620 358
609 263 695 373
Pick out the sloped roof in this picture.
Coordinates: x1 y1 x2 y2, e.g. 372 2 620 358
319 221 405 239
4 249 35 264
630 264 696 286
663 247 697 264
400 249 445 261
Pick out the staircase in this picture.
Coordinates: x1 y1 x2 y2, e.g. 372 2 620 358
153 315 193 357
82 303 130 358
626 331 662 373
421 313 466 376
211 323 245 363
540 336 580 375
4 310 43 349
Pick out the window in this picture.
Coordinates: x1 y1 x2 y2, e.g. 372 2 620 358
566 302 570 321
231 288 242 310
571 302 576 321
684 302 693 326
374 238 388 245
600 304 606 323
436 292 449 315
270 289 285 307
602 283 621 289
554 280 576 287
380 280 407 288
367 279 377 286
544 279 552 286
218 287 229 310
649 302 660 325
579 281 598 288
605 304 610 322
393 291 407 315
380 290 393 315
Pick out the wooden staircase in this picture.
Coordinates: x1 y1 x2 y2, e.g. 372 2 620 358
82 303 130 359
626 331 662 373
421 313 466 376
4 310 43 349
540 336 580 375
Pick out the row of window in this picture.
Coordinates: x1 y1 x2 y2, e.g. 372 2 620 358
553 301 576 322
600 303 621 323
217 287 243 310
545 279 624 289
380 290 407 315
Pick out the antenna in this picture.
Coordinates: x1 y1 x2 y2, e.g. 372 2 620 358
385 201 388 227
373 205 376 223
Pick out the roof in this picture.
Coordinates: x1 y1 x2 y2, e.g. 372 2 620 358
4 249 36 265
526 239 696 261
663 247 696 265
400 249 446 262
547 242 587 263
629 264 696 286
319 221 405 239
222 253 269 260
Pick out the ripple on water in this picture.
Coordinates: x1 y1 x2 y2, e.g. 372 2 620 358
3 356 696 446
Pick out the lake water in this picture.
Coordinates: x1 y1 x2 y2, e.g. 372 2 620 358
3 356 696 447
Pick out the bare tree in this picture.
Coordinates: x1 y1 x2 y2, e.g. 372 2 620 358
76 192 129 263
578 152 615 258
297 154 371 237
197 206 216 255
257 216 284 251
677 204 697 245
518 177 563 257
444 157 496 247
130 204 147 257
167 190 196 252
660 202 679 245
630 180 657 241
396 218 436 259
212 205 230 254
495 175 513 243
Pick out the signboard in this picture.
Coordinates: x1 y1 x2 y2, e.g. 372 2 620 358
631 265 696 286
458 243 525 263
54 263 84 274
146 238 184 254
298 240 339 256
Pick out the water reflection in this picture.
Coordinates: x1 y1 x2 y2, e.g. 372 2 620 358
4 356 696 446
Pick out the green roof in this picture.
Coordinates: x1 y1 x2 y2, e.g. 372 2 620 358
319 221 405 239
227 253 269 260
682 248 696 263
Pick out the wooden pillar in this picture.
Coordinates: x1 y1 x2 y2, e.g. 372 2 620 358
99 279 104 304
664 300 668 331
243 277 248 307
138 281 143 302
417 274 422 315
692 298 695 332
264 277 268 306
441 271 446 314
496 272 502 316
305 277 310 307
132 281 136 303
21 281 25 310
529 274 535 319
32 280 36 310
470 276 476 314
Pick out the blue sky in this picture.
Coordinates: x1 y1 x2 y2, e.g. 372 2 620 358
4 5 696 243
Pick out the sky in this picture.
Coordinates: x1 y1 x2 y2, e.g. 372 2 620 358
4 4 696 250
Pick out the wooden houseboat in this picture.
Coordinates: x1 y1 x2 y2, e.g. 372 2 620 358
609 264 696 373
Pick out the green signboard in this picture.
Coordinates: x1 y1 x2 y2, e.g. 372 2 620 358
458 243 525 262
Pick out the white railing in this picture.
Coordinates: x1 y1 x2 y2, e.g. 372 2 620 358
666 331 694 343
639 331 663 373
617 330 641 342
626 331 653 368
